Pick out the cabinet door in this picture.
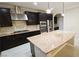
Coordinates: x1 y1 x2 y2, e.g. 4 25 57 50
2 34 29 51
0 14 12 27
0 39 2 52
39 13 47 21
47 14 52 20
2 35 15 51
14 34 29 45
0 8 12 27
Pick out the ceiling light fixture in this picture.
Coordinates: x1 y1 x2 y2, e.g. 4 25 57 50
33 2 38 6
46 2 53 14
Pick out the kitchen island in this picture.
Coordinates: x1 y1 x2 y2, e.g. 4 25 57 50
27 30 75 57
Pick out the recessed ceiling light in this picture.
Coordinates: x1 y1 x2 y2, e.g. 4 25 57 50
33 2 38 6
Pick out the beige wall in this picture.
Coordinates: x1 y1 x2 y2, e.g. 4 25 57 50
0 3 40 34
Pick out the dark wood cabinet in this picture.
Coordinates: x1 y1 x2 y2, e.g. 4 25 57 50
0 8 12 27
47 14 52 20
0 39 2 52
13 34 29 46
2 35 15 51
0 30 40 52
39 13 53 21
25 11 40 25
39 13 47 21
1 35 29 51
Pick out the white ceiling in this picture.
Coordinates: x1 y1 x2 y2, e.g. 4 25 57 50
8 2 63 10
6 2 63 13
64 2 79 10
4 2 79 13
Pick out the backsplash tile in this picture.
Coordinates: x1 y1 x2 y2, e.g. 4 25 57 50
0 27 14 34
0 21 39 34
12 21 27 31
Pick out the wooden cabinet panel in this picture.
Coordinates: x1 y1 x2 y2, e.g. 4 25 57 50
1 35 28 51
0 40 1 52
2 35 14 51
0 8 12 27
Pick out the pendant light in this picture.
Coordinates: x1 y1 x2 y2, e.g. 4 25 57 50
46 2 53 14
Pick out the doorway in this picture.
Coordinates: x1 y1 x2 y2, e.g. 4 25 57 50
54 14 64 30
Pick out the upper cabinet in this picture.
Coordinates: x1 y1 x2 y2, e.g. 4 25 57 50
47 14 53 20
0 8 12 27
39 13 53 21
25 11 40 25
39 13 47 21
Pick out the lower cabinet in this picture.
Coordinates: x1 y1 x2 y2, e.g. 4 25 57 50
0 39 2 52
13 34 29 46
2 35 15 51
2 35 29 51
0 30 40 52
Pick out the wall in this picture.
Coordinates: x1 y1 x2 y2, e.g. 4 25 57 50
64 7 79 34
64 6 79 46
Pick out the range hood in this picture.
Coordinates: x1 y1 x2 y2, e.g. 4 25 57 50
11 6 28 20
11 13 28 20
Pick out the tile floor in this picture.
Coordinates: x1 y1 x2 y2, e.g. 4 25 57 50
1 43 32 57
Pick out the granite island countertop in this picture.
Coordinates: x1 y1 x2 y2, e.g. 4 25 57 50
27 30 75 54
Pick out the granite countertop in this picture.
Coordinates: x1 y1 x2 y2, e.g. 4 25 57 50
0 31 28 37
27 30 75 54
0 30 40 37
